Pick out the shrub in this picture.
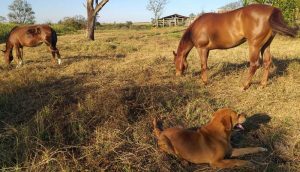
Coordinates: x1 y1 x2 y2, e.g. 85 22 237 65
50 24 78 35
0 23 17 43
58 15 86 30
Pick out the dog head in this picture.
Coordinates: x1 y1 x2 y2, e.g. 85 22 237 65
212 108 246 132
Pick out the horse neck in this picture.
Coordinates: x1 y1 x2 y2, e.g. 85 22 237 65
176 29 194 59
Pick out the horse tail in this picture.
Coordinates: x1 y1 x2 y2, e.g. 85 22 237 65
50 28 58 50
153 118 163 138
3 26 18 52
269 8 298 37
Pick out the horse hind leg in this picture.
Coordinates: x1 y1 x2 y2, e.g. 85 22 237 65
196 47 209 84
243 45 260 90
15 46 23 68
260 36 274 87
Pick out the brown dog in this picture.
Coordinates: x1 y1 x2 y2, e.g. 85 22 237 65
153 108 267 168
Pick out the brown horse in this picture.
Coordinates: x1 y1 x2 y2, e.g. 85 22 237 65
174 4 298 90
2 24 61 67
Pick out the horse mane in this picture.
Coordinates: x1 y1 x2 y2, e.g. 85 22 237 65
4 26 18 52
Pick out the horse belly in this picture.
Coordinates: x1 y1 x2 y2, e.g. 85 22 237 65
23 40 43 47
209 31 245 49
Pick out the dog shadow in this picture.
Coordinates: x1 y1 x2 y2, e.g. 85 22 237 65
243 113 271 132
231 113 271 146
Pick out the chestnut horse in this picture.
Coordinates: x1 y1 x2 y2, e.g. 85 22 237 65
174 4 298 90
2 25 61 67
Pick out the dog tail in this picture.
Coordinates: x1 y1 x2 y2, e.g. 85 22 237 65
269 8 298 37
153 118 162 138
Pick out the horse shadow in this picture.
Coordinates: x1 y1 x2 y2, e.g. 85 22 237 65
192 57 300 81
269 57 300 79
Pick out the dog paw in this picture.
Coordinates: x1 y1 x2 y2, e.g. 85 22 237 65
259 147 268 152
243 161 255 167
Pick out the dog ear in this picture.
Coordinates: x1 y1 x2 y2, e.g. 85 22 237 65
221 116 232 131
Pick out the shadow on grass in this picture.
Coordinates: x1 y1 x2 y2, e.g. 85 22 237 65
62 55 125 65
192 57 300 81
121 83 202 125
269 57 300 79
0 75 98 167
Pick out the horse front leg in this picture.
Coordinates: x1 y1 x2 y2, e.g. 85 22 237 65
49 47 62 65
15 46 23 68
56 49 62 65
243 46 260 90
196 48 209 84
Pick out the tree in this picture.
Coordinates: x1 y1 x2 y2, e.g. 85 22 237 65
219 1 243 11
86 0 109 40
147 0 168 27
0 16 6 23
242 0 298 24
240 0 250 6
189 13 196 18
8 0 35 24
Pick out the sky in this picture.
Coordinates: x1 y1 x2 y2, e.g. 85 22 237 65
0 0 237 23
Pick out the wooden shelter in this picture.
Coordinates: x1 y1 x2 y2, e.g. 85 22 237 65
157 14 189 27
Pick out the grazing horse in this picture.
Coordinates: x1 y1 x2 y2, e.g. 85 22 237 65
2 25 61 67
173 4 298 90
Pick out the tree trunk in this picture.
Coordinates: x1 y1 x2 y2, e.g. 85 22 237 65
87 5 96 40
86 0 109 41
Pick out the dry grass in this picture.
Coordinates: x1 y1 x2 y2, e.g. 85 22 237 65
0 27 299 171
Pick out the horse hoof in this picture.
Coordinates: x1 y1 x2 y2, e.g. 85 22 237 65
57 59 62 65
202 80 208 85
242 83 251 90
175 72 182 76
260 82 267 88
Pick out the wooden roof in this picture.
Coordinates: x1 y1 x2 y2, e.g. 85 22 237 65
160 14 188 19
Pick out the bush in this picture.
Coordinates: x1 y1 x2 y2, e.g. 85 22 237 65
58 15 86 30
50 24 78 35
0 23 17 43
96 23 152 30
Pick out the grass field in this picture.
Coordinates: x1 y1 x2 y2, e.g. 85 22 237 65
0 27 299 171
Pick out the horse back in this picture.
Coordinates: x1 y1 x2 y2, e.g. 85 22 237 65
189 4 275 49
8 25 54 47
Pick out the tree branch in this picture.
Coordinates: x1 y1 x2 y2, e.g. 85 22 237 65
93 0 109 16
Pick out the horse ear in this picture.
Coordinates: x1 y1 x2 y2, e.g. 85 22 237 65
173 51 177 57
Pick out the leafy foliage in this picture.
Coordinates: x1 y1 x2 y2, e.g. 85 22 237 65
0 16 6 23
8 0 35 24
0 23 17 43
240 0 298 24
147 0 168 27
58 15 87 30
